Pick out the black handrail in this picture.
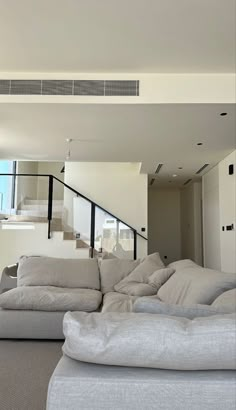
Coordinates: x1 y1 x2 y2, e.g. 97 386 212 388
0 173 148 259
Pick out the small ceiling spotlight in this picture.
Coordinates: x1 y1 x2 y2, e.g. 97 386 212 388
220 112 228 116
197 142 203 146
178 167 183 170
172 174 177 177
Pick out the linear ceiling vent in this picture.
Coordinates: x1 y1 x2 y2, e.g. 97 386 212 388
195 164 209 174
0 80 139 96
155 163 163 174
150 178 155 186
183 178 192 186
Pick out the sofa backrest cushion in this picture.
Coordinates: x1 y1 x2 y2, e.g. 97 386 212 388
17 256 100 290
99 259 140 294
157 259 236 305
63 311 236 370
133 297 235 318
212 289 236 310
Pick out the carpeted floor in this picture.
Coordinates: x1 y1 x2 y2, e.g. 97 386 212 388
0 340 63 410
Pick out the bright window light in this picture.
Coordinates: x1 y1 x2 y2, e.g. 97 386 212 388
1 224 35 230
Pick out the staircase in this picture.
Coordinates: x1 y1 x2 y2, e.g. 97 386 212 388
0 172 147 259
1 198 85 251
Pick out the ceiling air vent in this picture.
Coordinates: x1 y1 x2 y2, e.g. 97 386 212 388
74 80 104 96
42 80 73 95
0 80 10 94
155 163 163 174
150 178 155 186
195 164 209 174
183 178 192 186
0 80 139 96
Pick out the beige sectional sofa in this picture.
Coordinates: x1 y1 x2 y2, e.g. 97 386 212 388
0 254 235 339
0 254 236 409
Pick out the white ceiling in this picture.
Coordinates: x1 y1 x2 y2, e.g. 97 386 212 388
0 0 235 73
0 103 235 186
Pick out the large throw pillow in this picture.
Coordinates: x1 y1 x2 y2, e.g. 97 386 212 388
133 297 235 318
0 286 102 312
114 253 165 295
63 311 236 370
114 267 174 297
212 289 236 311
158 259 236 305
17 256 100 290
99 259 140 294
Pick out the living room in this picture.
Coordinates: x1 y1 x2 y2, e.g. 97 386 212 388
0 1 235 409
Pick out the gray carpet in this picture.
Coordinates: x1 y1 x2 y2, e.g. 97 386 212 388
0 340 63 410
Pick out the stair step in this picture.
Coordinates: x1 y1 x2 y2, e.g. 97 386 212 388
21 204 63 211
24 199 64 205
17 210 63 217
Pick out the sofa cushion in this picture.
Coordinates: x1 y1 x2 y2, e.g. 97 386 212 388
114 253 165 295
17 256 100 290
0 286 102 312
47 356 236 410
212 289 236 310
63 311 236 370
158 259 236 305
102 292 138 313
99 259 140 294
133 297 235 318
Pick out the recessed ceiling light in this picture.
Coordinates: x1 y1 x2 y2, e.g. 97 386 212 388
172 174 177 177
178 167 183 170
197 142 203 146
220 112 228 116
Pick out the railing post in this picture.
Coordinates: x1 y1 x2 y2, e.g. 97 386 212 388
133 230 137 260
90 203 96 258
47 175 53 239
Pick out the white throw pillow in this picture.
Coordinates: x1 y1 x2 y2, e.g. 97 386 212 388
212 289 236 311
158 260 236 305
114 254 170 296
63 311 236 370
99 258 140 294
0 286 102 311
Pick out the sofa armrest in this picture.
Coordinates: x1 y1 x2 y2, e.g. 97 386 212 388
0 264 18 293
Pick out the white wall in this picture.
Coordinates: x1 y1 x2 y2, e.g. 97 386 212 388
37 162 64 200
16 161 64 205
65 162 148 258
202 165 221 270
203 150 236 273
148 188 181 264
0 223 88 277
180 181 203 265
16 161 38 207
219 150 236 273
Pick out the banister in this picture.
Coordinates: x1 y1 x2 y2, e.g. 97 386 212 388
0 173 148 241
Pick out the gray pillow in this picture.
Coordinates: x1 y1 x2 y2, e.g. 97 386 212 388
114 253 165 295
212 289 236 310
0 286 102 311
99 259 140 294
17 256 100 290
133 297 234 318
63 311 236 370
158 260 236 305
